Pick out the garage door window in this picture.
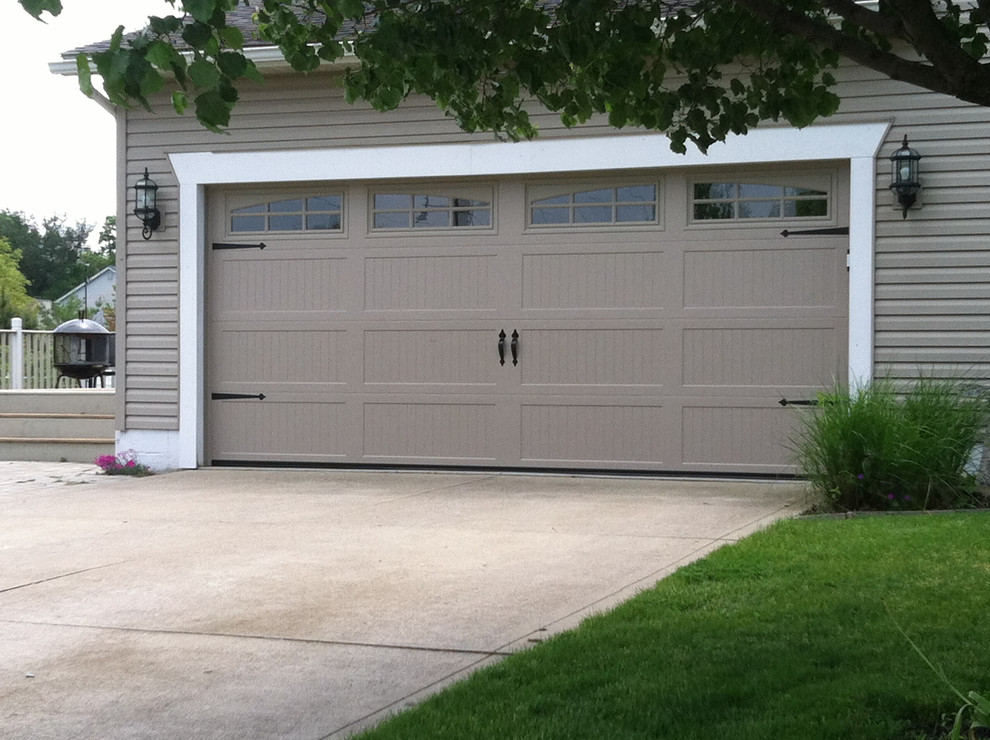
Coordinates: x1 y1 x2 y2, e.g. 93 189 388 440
372 192 492 230
529 184 658 226
692 180 829 221
230 196 343 232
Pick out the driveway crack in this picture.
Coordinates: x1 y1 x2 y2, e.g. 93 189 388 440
0 561 131 595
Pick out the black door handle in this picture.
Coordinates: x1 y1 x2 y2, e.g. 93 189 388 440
510 330 519 366
498 330 506 366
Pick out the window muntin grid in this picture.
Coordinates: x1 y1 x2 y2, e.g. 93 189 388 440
529 184 658 226
692 181 829 221
371 193 493 230
230 195 343 233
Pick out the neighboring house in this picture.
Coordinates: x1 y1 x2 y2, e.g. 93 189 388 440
52 6 990 474
54 265 116 326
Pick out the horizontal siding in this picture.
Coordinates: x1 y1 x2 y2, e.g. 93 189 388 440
120 56 990 431
828 58 990 386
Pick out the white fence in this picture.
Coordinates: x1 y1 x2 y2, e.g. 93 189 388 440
0 318 115 390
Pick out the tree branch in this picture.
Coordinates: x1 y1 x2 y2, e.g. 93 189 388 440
731 0 990 106
819 0 906 41
888 0 985 75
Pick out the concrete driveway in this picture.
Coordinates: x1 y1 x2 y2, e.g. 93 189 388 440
0 461 805 739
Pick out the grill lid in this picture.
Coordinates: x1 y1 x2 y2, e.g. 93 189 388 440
54 317 110 335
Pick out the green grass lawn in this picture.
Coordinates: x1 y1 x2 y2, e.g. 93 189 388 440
358 512 990 740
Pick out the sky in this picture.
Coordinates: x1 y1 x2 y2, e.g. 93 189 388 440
0 1 175 244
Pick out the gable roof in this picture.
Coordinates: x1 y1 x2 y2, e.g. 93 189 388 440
65 3 274 57
62 1 576 58
54 265 117 306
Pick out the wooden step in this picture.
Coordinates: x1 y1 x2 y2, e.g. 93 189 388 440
0 389 115 415
0 439 114 463
0 437 115 444
0 390 117 463
0 412 115 420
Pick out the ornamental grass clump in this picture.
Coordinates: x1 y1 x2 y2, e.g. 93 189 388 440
794 377 988 512
95 450 153 476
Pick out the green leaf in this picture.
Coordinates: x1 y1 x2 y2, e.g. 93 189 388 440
182 21 213 50
217 51 247 79
149 15 183 36
242 59 264 84
607 106 627 128
375 85 405 110
183 0 219 25
145 40 181 70
76 54 94 97
193 89 233 130
338 0 365 17
172 90 189 115
108 25 125 53
138 63 166 98
219 25 245 50
189 58 222 88
217 79 239 104
18 0 62 19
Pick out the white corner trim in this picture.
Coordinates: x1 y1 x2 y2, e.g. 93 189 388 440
169 123 889 468
176 184 207 469
847 156 879 388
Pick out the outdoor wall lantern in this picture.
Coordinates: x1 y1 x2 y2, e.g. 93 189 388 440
134 167 162 239
889 135 922 219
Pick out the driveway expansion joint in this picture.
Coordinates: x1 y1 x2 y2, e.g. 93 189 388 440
0 619 512 658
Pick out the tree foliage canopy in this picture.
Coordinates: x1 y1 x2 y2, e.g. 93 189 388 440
21 0 990 151
0 211 112 301
0 237 35 329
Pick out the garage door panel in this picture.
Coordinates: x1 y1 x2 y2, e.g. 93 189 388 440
364 254 498 311
681 403 797 469
210 399 348 462
683 247 841 309
363 401 497 462
519 402 666 466
214 255 348 315
519 328 668 388
363 329 497 386
682 327 842 388
218 328 349 385
521 251 669 310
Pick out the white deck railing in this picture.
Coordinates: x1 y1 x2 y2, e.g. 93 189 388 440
0 318 114 390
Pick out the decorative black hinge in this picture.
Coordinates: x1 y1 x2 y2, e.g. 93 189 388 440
780 227 849 238
212 242 267 250
778 398 818 407
211 392 266 401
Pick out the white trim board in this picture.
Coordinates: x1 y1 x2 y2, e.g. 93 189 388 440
152 124 890 469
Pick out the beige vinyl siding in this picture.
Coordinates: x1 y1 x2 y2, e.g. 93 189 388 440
119 63 990 431
827 63 990 383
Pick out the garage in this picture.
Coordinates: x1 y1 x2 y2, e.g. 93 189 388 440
205 165 848 474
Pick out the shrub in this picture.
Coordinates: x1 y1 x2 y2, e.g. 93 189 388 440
794 377 988 512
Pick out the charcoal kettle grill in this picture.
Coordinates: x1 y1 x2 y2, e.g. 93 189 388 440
53 317 115 387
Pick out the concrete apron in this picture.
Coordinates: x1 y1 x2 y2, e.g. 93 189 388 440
0 462 806 739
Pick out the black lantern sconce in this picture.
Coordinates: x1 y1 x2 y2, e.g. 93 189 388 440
889 135 922 219
134 167 162 239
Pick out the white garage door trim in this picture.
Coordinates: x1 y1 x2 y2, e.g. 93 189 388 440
136 124 888 469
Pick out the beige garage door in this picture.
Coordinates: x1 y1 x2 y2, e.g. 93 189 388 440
206 166 848 474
